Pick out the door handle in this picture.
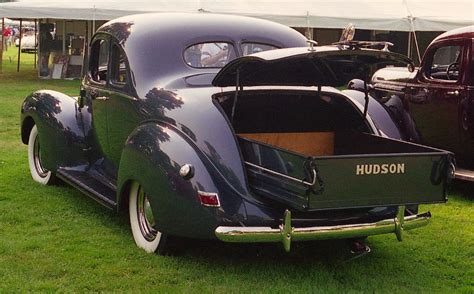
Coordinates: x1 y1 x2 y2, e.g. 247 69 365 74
447 90 460 96
95 96 109 101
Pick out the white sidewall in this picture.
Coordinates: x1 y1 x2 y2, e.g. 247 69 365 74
129 181 162 253
28 125 52 185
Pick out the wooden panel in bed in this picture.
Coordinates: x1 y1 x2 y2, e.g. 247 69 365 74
238 132 334 156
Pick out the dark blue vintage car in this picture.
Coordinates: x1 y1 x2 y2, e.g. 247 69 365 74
21 13 454 254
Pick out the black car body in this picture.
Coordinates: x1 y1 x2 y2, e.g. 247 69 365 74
20 13 454 253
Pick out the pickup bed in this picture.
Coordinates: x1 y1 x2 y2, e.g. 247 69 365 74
239 131 452 211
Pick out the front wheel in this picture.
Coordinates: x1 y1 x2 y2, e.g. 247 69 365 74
129 181 168 254
28 125 55 185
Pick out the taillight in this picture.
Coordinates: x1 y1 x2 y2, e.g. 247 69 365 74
198 191 220 207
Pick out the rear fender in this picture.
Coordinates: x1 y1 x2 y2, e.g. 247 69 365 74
117 121 247 239
20 90 98 171
342 89 403 140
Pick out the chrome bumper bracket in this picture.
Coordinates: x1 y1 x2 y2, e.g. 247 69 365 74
280 210 293 252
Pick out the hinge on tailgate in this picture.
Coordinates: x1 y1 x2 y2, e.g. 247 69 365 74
363 79 370 119
304 158 324 197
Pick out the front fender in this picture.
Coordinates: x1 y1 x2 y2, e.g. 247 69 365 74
117 122 247 239
20 90 97 171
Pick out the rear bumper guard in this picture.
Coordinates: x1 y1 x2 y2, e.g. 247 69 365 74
215 206 430 252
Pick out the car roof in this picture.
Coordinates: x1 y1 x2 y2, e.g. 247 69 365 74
95 13 308 93
98 13 307 48
433 25 474 42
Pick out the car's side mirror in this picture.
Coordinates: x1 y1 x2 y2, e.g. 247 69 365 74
78 88 86 108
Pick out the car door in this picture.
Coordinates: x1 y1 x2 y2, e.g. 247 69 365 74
406 39 469 157
86 36 113 158
459 38 474 165
106 42 141 168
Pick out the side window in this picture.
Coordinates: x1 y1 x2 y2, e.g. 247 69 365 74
427 45 461 81
89 39 109 85
184 42 236 68
241 43 279 56
110 44 128 88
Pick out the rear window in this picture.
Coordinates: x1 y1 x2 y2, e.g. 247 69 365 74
241 42 279 55
184 42 236 68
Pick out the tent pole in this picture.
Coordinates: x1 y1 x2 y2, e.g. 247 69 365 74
34 19 37 69
37 19 41 78
407 16 421 64
82 20 88 77
407 31 412 59
17 19 22 72
92 5 96 33
62 20 66 54
412 31 421 64
1 18 4 73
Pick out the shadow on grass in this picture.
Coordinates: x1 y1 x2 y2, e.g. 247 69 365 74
57 182 372 266
171 237 358 263
449 180 474 200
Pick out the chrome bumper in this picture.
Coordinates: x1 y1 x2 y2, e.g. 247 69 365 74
215 206 431 252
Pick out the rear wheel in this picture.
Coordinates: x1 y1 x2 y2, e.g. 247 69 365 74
129 181 168 254
28 125 54 185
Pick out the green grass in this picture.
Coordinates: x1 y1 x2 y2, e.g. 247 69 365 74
0 47 473 292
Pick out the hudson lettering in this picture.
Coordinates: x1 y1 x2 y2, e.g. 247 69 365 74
356 163 405 175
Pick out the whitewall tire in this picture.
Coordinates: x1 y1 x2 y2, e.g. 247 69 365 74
129 181 167 254
28 125 54 185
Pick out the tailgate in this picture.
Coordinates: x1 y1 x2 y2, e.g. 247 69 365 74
239 133 454 211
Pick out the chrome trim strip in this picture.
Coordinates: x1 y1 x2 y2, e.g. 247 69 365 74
215 209 431 252
455 168 474 181
244 161 317 187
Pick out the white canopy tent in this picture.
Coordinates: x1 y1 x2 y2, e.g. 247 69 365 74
0 0 472 74
0 0 472 32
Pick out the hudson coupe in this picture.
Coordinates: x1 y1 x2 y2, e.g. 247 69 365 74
21 13 454 254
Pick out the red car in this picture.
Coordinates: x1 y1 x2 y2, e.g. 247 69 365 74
369 26 474 180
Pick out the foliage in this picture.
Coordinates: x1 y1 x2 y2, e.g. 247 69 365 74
0 48 473 292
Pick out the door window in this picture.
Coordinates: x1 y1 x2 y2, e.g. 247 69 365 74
110 43 128 88
427 45 461 81
89 39 109 85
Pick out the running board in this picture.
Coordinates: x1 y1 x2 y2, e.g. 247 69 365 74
455 168 474 181
57 167 117 209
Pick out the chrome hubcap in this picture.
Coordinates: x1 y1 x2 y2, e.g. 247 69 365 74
33 134 48 177
137 186 158 241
